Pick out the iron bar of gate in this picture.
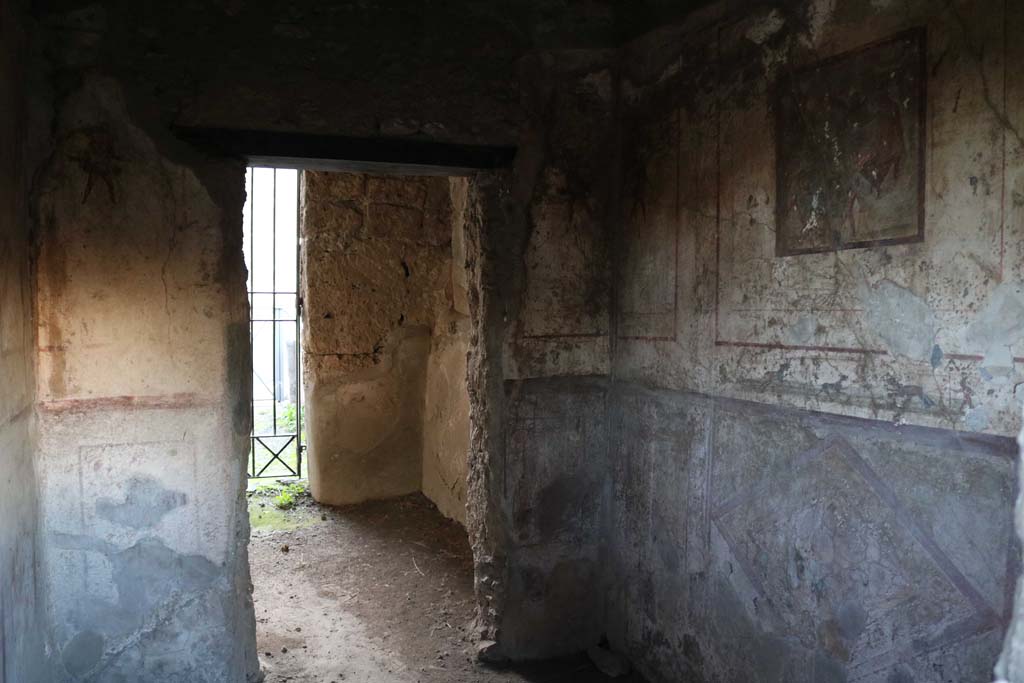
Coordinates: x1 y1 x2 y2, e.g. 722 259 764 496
295 169 304 477
249 169 255 477
271 170 277 443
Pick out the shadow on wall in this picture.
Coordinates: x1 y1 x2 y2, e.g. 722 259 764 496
0 0 51 676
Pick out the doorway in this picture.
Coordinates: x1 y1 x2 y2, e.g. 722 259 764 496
242 167 635 682
244 167 482 681
243 167 304 480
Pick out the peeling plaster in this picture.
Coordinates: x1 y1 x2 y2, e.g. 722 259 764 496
967 283 1024 377
95 477 187 529
787 314 818 345
802 0 837 47
745 10 786 45
965 405 991 431
859 279 936 363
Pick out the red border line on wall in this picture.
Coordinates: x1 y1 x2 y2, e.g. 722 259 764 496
39 393 215 414
714 340 888 355
520 332 608 340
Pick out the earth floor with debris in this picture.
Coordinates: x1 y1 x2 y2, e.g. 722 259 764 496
247 484 645 683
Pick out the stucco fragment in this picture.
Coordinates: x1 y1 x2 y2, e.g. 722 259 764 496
967 283 1024 377
859 279 936 363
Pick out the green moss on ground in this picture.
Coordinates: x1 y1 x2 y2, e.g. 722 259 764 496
247 480 319 532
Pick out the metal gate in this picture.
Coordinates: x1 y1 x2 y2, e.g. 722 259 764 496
243 167 304 479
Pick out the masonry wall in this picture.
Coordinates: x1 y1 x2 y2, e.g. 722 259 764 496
25 0 628 669
421 180 473 524
32 76 259 682
300 171 471 519
468 51 618 660
607 1 1024 680
30 0 686 150
23 2 1024 681
0 2 51 680
27 0 627 671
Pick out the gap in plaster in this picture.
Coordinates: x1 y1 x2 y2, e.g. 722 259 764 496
239 164 482 681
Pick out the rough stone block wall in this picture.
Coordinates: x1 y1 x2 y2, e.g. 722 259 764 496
301 171 471 517
0 2 51 679
33 77 258 682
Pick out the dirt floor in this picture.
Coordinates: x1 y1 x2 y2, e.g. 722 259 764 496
248 484 645 683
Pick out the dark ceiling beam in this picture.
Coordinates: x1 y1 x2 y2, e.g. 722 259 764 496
172 127 518 176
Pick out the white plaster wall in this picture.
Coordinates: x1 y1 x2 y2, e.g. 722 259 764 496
422 310 471 524
421 179 472 524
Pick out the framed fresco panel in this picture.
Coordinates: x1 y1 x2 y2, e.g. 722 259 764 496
775 28 927 256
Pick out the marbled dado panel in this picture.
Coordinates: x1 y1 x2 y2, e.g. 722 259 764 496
609 385 1016 683
500 379 608 659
